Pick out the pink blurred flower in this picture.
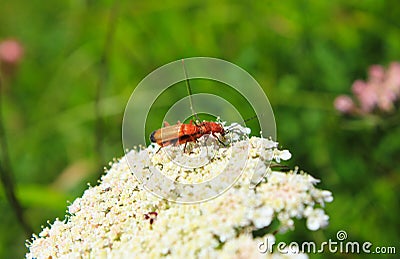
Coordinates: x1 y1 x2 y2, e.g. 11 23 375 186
377 89 396 111
351 79 376 113
368 65 385 82
0 39 23 64
358 84 378 113
334 95 354 113
335 62 400 115
385 62 400 96
351 80 366 95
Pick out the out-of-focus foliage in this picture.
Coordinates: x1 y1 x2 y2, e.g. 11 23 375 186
0 0 399 258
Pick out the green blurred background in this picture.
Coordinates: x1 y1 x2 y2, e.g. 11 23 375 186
0 0 399 258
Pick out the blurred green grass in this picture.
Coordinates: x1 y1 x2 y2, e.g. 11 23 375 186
1 0 399 258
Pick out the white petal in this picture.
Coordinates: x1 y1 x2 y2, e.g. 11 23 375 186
306 217 320 231
279 150 292 160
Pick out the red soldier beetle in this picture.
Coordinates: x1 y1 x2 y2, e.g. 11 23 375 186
149 59 230 151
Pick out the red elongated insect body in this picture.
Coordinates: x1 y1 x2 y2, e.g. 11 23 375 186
150 120 226 148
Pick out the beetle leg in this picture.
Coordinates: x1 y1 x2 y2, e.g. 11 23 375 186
203 134 210 145
190 119 199 126
213 133 227 146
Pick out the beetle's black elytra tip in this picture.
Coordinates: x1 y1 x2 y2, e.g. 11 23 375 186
149 131 156 143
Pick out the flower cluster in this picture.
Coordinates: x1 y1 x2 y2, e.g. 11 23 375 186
26 135 332 258
334 62 400 115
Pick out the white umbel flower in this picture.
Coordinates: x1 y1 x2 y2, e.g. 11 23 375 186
26 135 332 259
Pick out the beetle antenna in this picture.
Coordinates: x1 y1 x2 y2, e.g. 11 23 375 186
242 114 258 124
182 59 201 124
226 114 261 131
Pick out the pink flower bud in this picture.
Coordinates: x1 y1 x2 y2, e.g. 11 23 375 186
358 86 377 113
378 89 396 112
0 39 23 64
334 95 354 113
368 65 385 82
386 62 400 94
351 80 366 95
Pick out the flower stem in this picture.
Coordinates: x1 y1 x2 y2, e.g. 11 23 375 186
0 68 32 235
